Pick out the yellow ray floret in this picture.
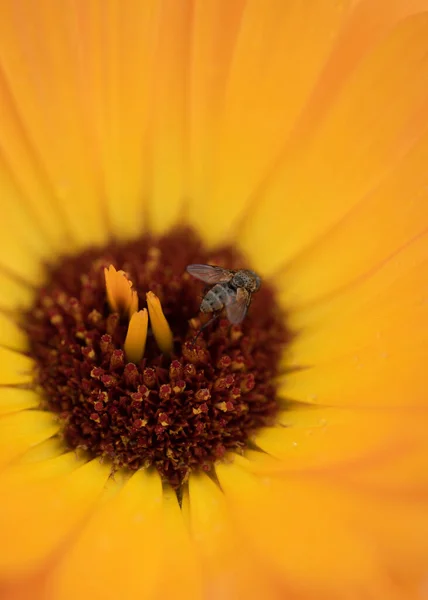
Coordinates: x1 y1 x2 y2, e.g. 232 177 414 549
124 309 148 364
146 291 174 355
104 265 138 319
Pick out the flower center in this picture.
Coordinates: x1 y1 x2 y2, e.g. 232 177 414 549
23 228 289 488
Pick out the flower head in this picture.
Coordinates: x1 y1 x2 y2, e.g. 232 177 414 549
0 1 428 599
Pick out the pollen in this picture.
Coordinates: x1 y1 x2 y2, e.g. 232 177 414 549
23 229 290 488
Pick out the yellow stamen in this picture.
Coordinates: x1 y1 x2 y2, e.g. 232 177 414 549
124 309 148 364
146 291 174 355
104 265 138 319
129 289 138 318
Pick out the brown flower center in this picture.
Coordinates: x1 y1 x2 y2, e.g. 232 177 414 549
23 228 289 488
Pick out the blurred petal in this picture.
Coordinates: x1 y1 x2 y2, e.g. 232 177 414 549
216 461 379 595
0 162 50 283
0 459 110 576
187 473 285 599
253 405 428 474
0 346 33 385
276 131 428 310
0 387 39 416
0 68 71 252
157 486 202 600
15 437 66 465
239 13 428 275
0 0 110 247
70 0 157 239
280 232 428 407
0 312 27 350
216 460 428 597
47 470 163 600
148 0 192 234
0 410 59 469
186 0 245 235
0 271 34 311
189 0 353 244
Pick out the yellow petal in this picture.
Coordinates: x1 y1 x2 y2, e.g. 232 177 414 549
0 410 59 470
0 451 81 488
0 387 39 415
0 160 49 284
186 0 246 234
0 1 109 248
187 473 281 599
276 132 428 312
48 469 163 600
187 0 428 246
239 12 428 275
356 495 428 588
0 70 71 254
339 443 428 494
194 0 353 245
0 271 34 311
216 461 393 596
71 1 159 240
0 458 110 576
234 451 428 596
158 486 202 600
280 230 428 407
148 0 192 234
0 346 34 385
0 312 27 351
253 406 428 473
15 436 65 465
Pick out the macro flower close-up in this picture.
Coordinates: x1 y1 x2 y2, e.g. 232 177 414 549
1 1 428 599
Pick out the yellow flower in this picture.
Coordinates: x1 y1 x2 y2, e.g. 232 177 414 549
1 1 428 599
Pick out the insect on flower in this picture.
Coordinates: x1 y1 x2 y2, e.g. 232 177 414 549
186 264 262 338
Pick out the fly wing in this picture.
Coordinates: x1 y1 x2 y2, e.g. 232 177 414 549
186 264 234 284
225 287 250 325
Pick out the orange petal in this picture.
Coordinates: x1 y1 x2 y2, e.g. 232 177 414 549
0 0 109 248
0 67 71 254
239 12 428 275
186 0 246 234
148 0 192 234
279 228 428 407
216 461 411 597
187 473 287 599
0 161 50 284
47 469 163 600
156 486 202 600
191 0 353 245
0 458 110 576
275 131 428 312
252 405 428 475
68 0 158 240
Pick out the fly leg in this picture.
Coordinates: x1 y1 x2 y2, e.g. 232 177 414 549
192 311 221 345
